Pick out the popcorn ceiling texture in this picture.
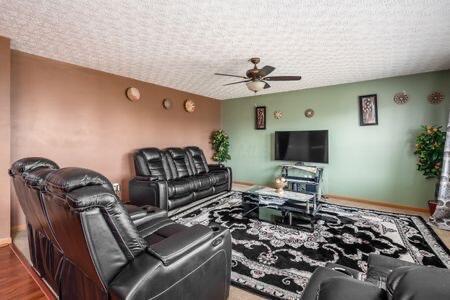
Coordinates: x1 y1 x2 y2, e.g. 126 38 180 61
0 0 450 100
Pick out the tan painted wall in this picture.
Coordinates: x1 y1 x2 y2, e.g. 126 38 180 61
10 51 221 227
0 37 11 242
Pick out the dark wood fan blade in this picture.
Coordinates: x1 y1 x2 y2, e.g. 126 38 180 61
214 73 247 79
264 76 302 81
223 79 251 86
258 65 275 77
263 81 271 89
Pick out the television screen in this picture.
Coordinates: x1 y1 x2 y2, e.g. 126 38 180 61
275 130 328 163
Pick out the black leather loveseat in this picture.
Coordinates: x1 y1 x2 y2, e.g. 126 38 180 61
9 157 232 300
129 146 232 213
301 253 450 300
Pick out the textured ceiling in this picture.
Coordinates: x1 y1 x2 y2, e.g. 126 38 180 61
1 0 449 100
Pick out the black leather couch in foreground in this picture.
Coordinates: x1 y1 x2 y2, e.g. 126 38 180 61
301 253 450 300
129 146 232 214
9 157 232 300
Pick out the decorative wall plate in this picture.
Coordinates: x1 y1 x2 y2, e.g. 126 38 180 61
304 108 314 118
428 91 444 104
126 87 141 102
184 99 196 112
393 91 408 104
274 111 283 119
162 98 172 109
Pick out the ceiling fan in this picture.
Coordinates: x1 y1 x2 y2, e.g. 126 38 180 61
215 57 302 93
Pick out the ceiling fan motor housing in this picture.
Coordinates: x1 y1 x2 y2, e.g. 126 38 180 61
246 68 262 79
247 57 262 79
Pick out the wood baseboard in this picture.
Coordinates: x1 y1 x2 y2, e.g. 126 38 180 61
0 237 12 247
10 244 56 299
233 181 254 186
326 194 428 213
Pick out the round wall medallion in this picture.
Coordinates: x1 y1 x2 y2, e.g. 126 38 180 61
393 91 408 104
184 99 196 113
274 111 283 119
428 91 445 104
162 98 172 110
304 108 314 118
126 87 141 102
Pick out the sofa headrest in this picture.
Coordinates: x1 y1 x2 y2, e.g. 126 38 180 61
23 168 58 190
166 148 186 159
137 148 163 161
185 146 209 174
185 146 202 156
9 157 59 177
45 167 113 195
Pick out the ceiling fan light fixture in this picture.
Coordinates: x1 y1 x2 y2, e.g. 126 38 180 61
246 80 265 93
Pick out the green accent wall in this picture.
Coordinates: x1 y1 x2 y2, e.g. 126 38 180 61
222 71 450 208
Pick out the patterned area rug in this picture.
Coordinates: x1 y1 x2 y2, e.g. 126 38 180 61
172 191 450 300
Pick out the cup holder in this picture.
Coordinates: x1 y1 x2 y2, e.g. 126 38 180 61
209 223 221 232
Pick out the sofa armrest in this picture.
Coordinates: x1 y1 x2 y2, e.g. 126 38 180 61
133 175 160 182
368 254 417 270
208 164 225 171
317 277 387 300
207 165 233 191
325 263 364 280
109 252 163 300
124 204 168 226
147 224 213 266
124 204 149 220
387 265 450 299
366 254 417 286
110 227 232 300
300 266 349 300
128 177 168 209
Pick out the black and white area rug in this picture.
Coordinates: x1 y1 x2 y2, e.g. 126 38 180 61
172 191 450 300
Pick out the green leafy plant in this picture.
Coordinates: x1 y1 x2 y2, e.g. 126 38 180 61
414 125 446 179
211 129 231 163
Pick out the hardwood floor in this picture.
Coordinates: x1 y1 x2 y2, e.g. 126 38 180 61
0 245 46 300
5 183 450 300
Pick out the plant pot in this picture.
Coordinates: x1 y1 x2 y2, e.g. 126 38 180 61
428 200 438 215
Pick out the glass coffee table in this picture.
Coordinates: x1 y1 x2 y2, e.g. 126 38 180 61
241 186 322 232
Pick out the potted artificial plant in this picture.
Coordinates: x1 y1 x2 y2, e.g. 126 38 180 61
414 125 446 214
211 129 231 166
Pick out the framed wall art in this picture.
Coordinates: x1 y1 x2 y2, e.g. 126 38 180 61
255 106 266 130
358 94 378 126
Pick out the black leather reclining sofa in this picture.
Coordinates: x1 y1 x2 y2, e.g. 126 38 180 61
129 146 232 213
9 157 232 300
301 253 450 300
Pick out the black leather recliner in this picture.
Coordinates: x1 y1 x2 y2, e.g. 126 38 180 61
10 157 232 300
9 157 63 292
301 254 450 300
129 146 232 214
9 157 170 293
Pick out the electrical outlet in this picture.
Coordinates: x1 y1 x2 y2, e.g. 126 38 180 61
112 183 120 195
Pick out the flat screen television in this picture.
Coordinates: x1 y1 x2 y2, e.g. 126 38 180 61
275 130 328 163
